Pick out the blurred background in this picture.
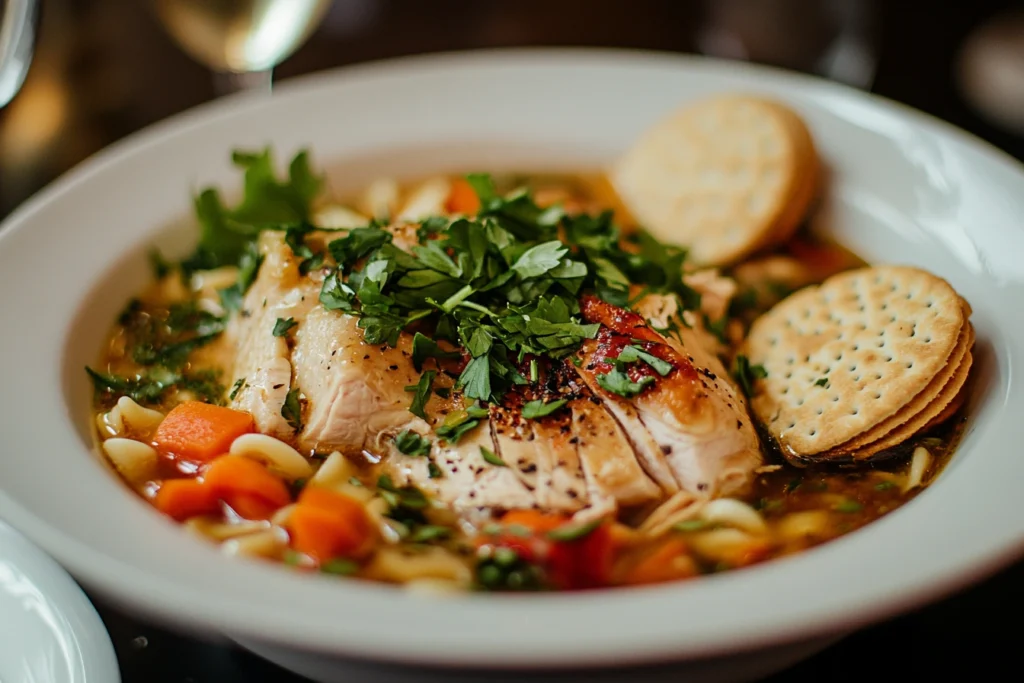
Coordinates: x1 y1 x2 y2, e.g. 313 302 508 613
3 0 1024 219
3 0 1024 680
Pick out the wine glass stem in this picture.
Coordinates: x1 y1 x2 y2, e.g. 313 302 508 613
213 68 273 97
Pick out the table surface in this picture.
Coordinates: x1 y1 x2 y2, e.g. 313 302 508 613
4 0 1024 680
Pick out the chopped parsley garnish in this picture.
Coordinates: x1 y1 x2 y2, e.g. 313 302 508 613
272 317 297 337
672 519 711 533
411 332 459 372
435 405 484 444
596 369 655 398
282 387 303 432
394 430 432 456
427 462 443 479
320 559 360 576
228 378 246 400
377 475 435 534
521 398 568 420
703 313 730 345
181 148 322 275
407 370 436 420
480 446 506 467
409 525 451 544
614 345 674 376
312 174 700 405
875 481 897 491
731 354 767 398
148 248 172 280
546 518 602 542
835 500 863 513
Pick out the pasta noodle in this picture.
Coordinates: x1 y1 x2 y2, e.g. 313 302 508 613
101 437 158 486
222 527 289 558
310 451 357 489
115 396 164 437
229 433 313 480
364 546 472 585
360 177 399 220
700 499 768 535
904 446 932 493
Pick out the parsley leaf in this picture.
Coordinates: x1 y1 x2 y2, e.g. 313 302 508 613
394 430 432 456
521 398 568 419
408 370 436 419
512 241 568 279
731 355 767 398
229 378 246 400
282 387 303 431
596 369 655 398
480 446 506 467
615 345 674 376
411 332 459 372
273 317 297 337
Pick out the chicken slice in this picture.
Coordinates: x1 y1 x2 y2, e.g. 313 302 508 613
576 295 762 499
226 232 317 440
293 307 422 454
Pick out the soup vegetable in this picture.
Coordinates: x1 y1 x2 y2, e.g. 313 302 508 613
89 138 966 592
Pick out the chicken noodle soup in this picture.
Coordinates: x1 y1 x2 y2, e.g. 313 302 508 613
88 145 966 592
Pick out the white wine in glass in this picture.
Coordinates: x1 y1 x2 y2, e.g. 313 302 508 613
153 0 334 94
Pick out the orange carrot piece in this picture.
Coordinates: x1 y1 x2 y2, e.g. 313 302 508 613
445 178 481 215
153 401 254 463
204 455 291 520
154 479 219 522
500 509 570 535
624 538 697 586
289 486 375 562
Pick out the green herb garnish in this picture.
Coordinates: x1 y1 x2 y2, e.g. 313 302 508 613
480 446 506 467
394 430 432 457
731 354 767 398
546 518 602 542
321 559 359 576
408 370 436 420
228 378 246 401
596 369 655 398
614 345 674 376
521 398 568 420
835 500 863 513
875 481 897 491
282 387 303 431
272 317 297 337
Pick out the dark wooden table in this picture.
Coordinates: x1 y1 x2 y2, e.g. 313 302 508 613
3 0 1023 680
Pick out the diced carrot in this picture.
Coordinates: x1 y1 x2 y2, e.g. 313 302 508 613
203 455 291 520
152 401 254 463
623 538 697 586
288 486 375 562
154 479 219 521
500 509 570 535
445 178 481 215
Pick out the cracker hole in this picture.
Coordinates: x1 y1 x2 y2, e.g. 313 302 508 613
782 387 789 394
925 337 932 343
881 303 888 311
927 301 934 308
786 357 795 365
852 408 860 415
808 429 817 436
817 408 823 415
834 353 843 361
873 393 881 399
890 316 897 323
832 396 840 402
853 375 861 382
874 373 883 380
906 362 914 369
797 399 804 406
885 356 893 362
770 338 778 346
849 365 858 372
906 292 913 300
852 344 860 351
785 372 792 379
788 422 796 429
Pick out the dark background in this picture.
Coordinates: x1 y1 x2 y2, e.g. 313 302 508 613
3 0 1023 680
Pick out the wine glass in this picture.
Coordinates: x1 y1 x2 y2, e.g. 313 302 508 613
151 0 335 96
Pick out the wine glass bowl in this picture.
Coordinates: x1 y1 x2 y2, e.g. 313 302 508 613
152 0 334 94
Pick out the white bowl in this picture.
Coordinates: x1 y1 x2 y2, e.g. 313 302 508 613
0 521 120 683
1 49 1023 680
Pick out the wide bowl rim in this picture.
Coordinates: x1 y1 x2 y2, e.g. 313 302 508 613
2 47 1024 669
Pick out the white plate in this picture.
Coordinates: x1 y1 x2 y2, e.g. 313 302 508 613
0 521 120 683
0 48 1023 676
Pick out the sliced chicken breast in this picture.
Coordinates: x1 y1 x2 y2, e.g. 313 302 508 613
226 232 317 440
576 295 761 498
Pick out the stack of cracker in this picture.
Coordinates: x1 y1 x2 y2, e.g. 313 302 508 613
611 94 820 267
741 265 973 463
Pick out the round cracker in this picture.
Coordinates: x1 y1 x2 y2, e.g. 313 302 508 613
743 265 968 456
841 350 973 461
823 320 973 455
611 94 819 266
